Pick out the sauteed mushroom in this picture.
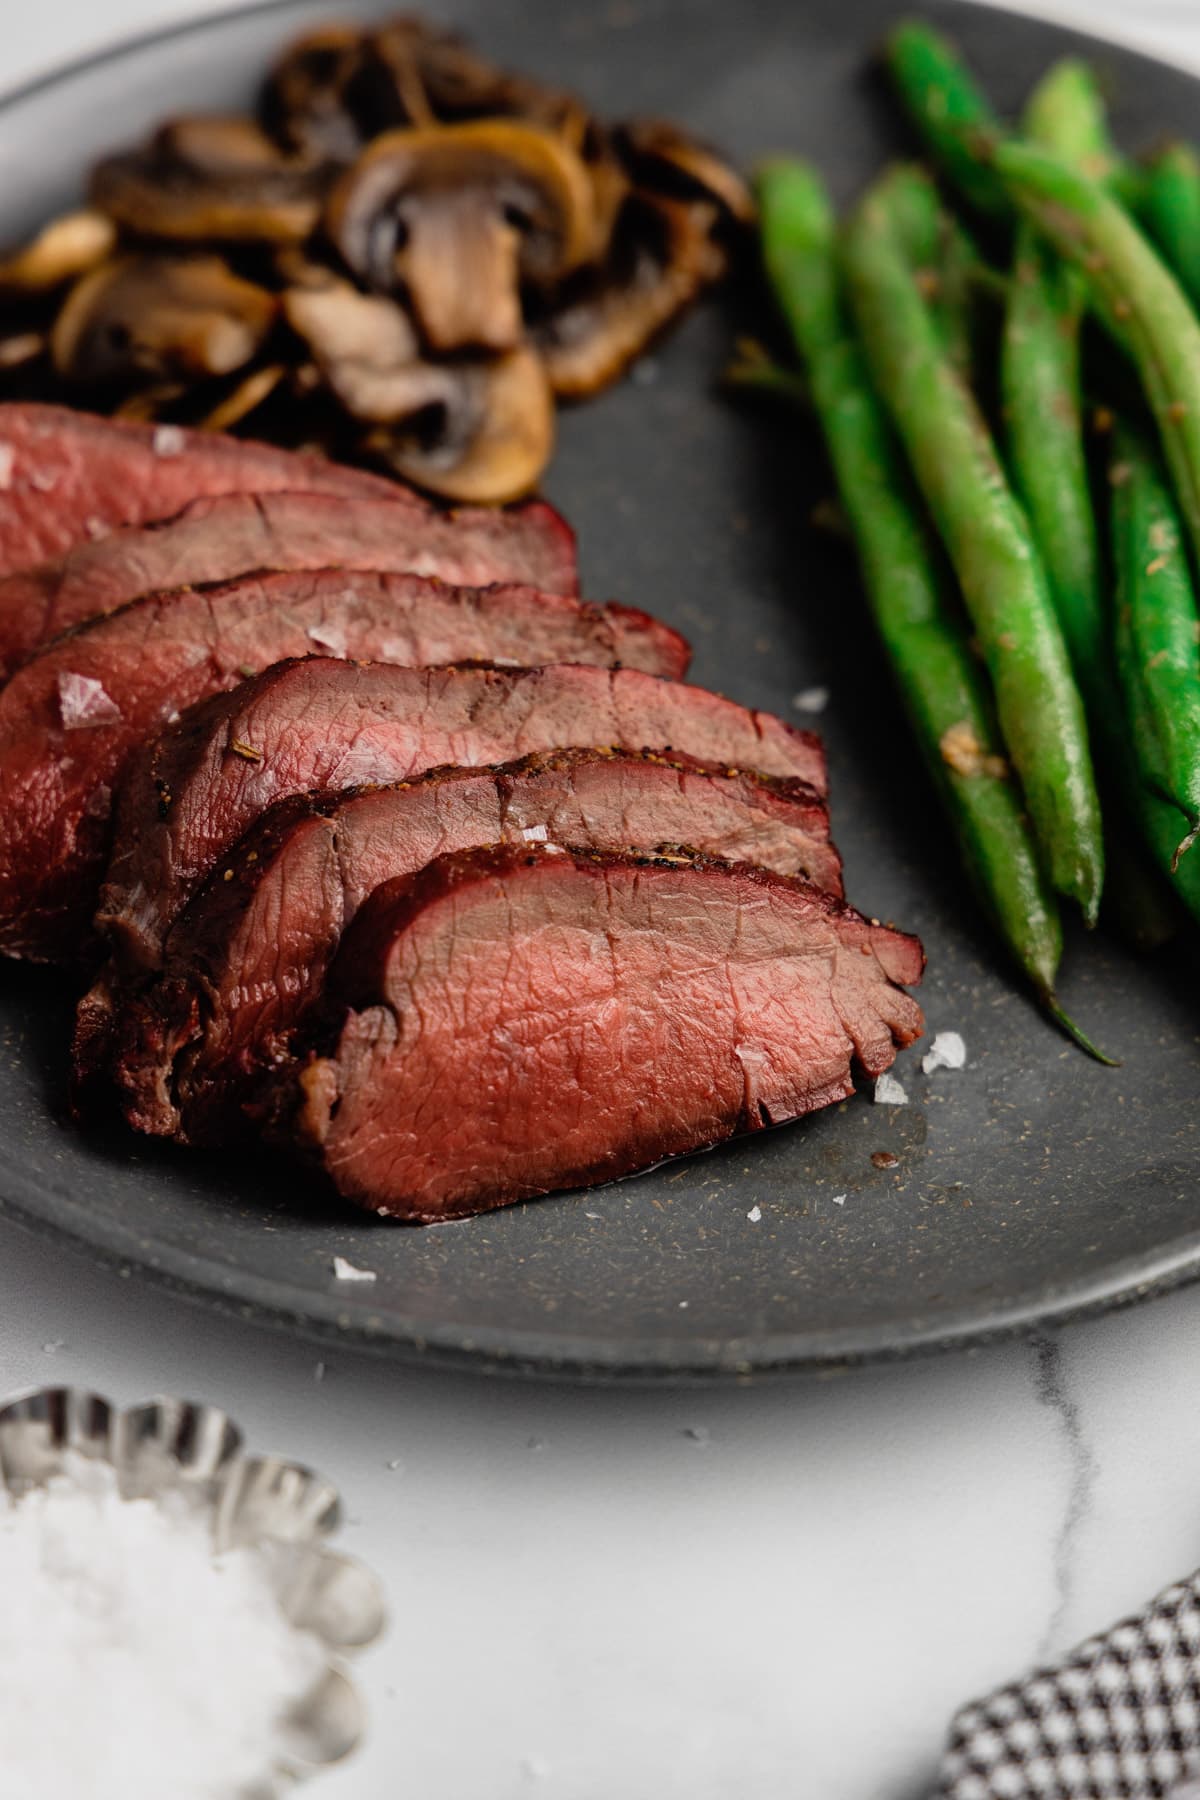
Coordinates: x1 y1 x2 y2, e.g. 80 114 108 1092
537 194 726 398
260 25 372 160
283 274 424 420
326 120 596 352
91 116 329 243
365 342 554 503
14 13 750 500
52 254 276 388
263 17 586 154
0 210 115 293
613 118 756 230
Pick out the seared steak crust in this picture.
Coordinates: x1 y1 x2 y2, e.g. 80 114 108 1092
277 844 924 1221
0 487 582 677
0 403 576 588
0 570 674 962
94 748 841 1142
97 658 827 977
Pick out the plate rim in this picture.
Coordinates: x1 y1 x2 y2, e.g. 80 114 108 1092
3 0 1200 1383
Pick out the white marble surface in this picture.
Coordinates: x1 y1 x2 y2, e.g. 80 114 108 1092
4 2 1200 1798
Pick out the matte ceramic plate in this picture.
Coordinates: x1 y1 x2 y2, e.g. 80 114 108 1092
2 0 1199 1382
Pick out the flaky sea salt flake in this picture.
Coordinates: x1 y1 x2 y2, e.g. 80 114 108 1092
747 1203 762 1223
57 671 122 730
332 1255 376 1282
832 1193 847 1207
923 1031 967 1074
792 685 830 714
152 424 185 457
307 620 347 656
874 1072 908 1106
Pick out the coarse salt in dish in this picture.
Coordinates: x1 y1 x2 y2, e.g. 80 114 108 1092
2 1451 326 1800
0 1390 385 1800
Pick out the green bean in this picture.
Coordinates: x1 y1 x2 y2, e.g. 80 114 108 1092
1013 68 1180 945
1022 58 1143 209
1110 420 1200 863
884 20 1008 219
874 163 989 378
755 158 1069 1017
994 141 1200 580
1002 230 1096 682
842 172 1105 923
1142 790 1200 927
1142 143 1200 313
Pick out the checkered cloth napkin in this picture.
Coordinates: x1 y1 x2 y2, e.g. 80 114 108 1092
936 1569 1200 1798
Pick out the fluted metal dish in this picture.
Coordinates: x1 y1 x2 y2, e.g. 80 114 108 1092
0 1387 386 1796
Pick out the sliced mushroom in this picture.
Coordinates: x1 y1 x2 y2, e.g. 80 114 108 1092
378 20 585 139
262 18 586 160
91 116 330 243
614 119 755 230
326 120 596 353
536 194 726 399
112 384 186 422
0 209 115 293
0 332 46 372
284 277 424 421
201 363 287 432
52 254 277 389
364 343 554 504
260 25 374 160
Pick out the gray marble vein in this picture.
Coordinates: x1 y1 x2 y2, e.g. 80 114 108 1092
1031 1332 1099 1659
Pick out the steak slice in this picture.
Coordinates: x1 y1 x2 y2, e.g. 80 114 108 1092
97 749 842 1143
0 570 682 962
0 403 576 588
0 488 583 678
273 844 924 1222
97 659 828 977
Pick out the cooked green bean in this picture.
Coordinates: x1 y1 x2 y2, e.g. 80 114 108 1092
1002 230 1096 683
873 162 985 376
1110 420 1200 863
994 141 1200 578
1021 58 1143 208
1142 143 1200 312
884 20 1009 219
755 157 1070 1017
842 172 1104 922
1012 66 1179 945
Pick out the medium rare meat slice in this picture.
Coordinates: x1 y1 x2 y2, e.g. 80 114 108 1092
274 844 924 1222
95 749 842 1143
0 571 682 962
0 488 583 678
97 659 827 977
0 403 577 588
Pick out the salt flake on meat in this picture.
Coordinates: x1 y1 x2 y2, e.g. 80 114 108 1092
57 671 122 730
307 620 347 656
152 424 185 457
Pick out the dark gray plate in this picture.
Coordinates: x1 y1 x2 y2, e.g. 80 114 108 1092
2 0 1200 1383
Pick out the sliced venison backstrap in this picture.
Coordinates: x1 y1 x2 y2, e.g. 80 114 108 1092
0 571 682 962
97 658 828 977
275 844 924 1222
0 487 584 678
97 749 842 1143
0 403 577 587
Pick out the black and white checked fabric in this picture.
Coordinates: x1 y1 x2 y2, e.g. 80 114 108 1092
937 1571 1200 1799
